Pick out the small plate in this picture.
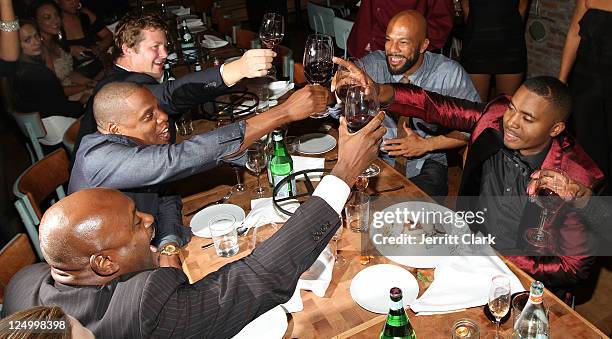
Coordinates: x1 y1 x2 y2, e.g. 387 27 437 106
232 305 288 339
350 264 419 314
189 204 245 238
297 133 337 155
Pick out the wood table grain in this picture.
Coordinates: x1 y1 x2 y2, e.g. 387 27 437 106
179 127 606 338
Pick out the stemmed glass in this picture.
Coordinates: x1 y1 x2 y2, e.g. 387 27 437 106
259 12 285 78
334 57 361 105
246 142 268 198
345 85 381 178
488 275 511 338
230 164 245 194
524 169 566 249
332 219 347 267
303 33 334 118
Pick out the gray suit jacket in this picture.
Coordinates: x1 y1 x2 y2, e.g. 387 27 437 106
67 123 246 247
2 196 340 339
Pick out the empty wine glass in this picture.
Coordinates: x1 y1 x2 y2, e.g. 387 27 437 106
488 275 511 339
303 33 334 118
246 142 268 197
345 85 381 178
332 219 347 267
524 169 566 249
259 12 285 78
230 164 245 194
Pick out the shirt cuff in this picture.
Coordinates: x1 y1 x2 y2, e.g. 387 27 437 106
312 175 350 215
219 64 234 87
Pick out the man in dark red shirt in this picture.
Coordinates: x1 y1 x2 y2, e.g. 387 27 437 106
347 0 454 58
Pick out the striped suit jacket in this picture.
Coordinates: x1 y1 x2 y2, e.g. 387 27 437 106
1 197 340 338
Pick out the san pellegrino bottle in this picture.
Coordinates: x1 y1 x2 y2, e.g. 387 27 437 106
513 281 549 339
265 129 281 185
195 62 202 72
179 20 197 63
269 132 295 198
162 63 175 82
380 287 416 339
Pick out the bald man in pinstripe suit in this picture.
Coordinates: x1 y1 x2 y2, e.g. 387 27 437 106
1 114 386 338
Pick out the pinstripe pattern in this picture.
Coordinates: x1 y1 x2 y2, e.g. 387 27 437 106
1 197 340 339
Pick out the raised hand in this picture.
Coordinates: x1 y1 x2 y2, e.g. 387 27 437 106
282 85 330 121
221 49 276 85
332 112 387 186
527 169 592 208
383 121 432 157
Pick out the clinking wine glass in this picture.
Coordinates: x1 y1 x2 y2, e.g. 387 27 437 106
246 142 268 198
524 170 566 249
259 12 285 78
334 57 361 105
303 33 334 118
344 85 381 178
487 275 511 339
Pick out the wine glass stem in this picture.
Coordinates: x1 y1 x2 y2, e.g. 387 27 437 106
256 171 262 191
537 210 549 237
234 168 242 186
495 319 500 338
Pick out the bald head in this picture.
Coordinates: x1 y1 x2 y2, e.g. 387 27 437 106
93 82 144 128
388 10 427 42
39 188 133 268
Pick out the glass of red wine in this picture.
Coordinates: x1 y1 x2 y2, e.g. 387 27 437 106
524 170 566 248
303 33 334 118
345 85 381 178
334 57 361 105
259 12 285 78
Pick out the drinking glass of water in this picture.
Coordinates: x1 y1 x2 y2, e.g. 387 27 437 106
209 213 239 257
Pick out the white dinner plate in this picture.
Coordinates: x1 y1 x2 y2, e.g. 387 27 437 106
373 201 467 268
350 264 419 314
232 305 288 339
189 204 245 238
296 133 337 155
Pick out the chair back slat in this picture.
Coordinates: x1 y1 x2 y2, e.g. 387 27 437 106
333 16 354 58
16 149 70 220
0 234 37 302
62 118 81 154
307 2 336 36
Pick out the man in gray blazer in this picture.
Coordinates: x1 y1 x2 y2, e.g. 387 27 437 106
2 113 386 338
68 82 329 268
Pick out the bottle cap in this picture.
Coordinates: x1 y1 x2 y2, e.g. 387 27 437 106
273 133 283 141
529 281 545 303
389 287 403 301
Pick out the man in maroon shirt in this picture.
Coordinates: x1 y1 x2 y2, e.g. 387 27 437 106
347 0 454 58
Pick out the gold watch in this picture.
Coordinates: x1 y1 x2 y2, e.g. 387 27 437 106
160 244 181 256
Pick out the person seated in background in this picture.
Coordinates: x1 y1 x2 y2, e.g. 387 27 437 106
68 81 329 268
15 20 84 118
3 114 385 338
34 1 103 80
0 306 94 339
335 60 603 301
347 0 454 58
358 10 480 198
56 0 114 67
72 11 278 159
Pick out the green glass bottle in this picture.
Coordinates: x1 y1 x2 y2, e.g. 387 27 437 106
269 132 295 198
380 287 416 339
179 20 197 63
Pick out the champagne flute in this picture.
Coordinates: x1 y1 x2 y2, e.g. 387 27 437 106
303 33 334 118
345 85 381 178
488 275 511 338
246 142 268 197
259 12 285 78
524 169 566 249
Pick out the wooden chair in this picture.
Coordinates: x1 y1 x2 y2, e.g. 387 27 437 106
62 118 81 154
307 1 336 36
0 234 37 303
333 16 353 58
13 149 70 259
11 111 47 163
235 28 258 50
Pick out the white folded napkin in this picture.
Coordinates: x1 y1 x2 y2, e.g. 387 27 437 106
171 6 190 16
410 254 525 314
242 198 299 230
282 244 335 312
40 116 76 146
291 156 325 181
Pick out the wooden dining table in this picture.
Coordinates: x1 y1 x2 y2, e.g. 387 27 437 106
177 115 607 338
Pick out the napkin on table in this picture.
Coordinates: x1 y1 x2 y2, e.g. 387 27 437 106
411 253 525 314
282 244 335 312
241 197 299 231
291 156 325 181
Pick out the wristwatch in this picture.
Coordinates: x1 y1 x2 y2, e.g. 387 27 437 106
160 244 181 256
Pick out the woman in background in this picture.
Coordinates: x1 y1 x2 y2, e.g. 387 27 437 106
460 0 529 101
56 0 113 71
559 0 612 194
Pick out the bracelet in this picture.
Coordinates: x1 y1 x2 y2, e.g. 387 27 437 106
0 20 19 32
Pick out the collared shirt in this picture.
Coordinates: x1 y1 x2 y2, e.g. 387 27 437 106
360 50 481 177
477 133 550 249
